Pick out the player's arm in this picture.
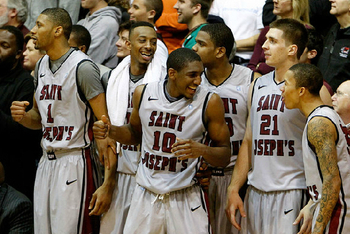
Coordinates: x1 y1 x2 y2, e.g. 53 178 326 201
78 60 117 216
308 116 341 234
11 96 42 130
171 93 231 167
94 85 144 146
226 81 254 230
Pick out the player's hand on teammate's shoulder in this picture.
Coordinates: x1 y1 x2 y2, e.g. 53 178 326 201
171 138 205 160
10 101 30 122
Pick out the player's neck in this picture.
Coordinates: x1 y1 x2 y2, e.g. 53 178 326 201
274 61 297 83
301 97 324 117
130 60 148 76
206 62 232 86
46 42 71 61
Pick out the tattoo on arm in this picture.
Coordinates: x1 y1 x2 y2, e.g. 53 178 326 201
308 118 341 234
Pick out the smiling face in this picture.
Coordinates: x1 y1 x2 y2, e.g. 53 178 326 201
128 0 150 22
23 38 45 71
174 0 195 24
129 26 157 67
170 60 203 99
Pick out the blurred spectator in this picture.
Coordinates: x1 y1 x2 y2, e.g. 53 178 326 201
332 80 350 127
0 26 41 201
128 0 168 63
25 0 81 30
210 0 265 65
155 0 188 53
317 0 350 92
174 0 211 50
69 24 111 77
23 33 45 75
263 0 337 37
0 0 29 36
0 162 34 234
248 0 311 78
78 0 121 69
115 20 132 60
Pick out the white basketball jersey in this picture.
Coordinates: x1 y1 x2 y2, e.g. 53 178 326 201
136 80 212 194
35 50 92 151
248 72 306 191
303 106 350 233
200 64 251 167
117 78 143 174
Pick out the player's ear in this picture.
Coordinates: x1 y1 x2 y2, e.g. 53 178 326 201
216 46 226 59
299 86 306 96
54 26 63 37
307 49 317 60
79 45 87 54
168 68 177 80
288 44 298 57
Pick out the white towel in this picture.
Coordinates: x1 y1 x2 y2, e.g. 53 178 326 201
106 55 167 152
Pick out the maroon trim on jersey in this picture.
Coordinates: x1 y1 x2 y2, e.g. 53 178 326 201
202 92 211 130
139 83 148 111
203 65 234 88
329 199 342 233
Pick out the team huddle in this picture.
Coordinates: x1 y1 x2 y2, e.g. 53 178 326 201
6 3 350 234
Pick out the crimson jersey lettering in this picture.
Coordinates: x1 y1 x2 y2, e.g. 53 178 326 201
248 72 306 191
40 84 62 100
142 151 188 172
200 64 251 167
256 94 285 112
221 98 238 114
35 50 93 151
148 111 186 132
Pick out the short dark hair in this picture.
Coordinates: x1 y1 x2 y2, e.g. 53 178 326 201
0 25 24 52
167 48 202 73
41 8 72 40
191 0 213 19
144 0 163 23
118 20 133 35
306 28 323 65
289 63 323 96
129 21 155 39
200 23 234 59
71 25 91 52
270 18 308 59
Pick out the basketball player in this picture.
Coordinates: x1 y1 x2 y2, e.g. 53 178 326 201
226 19 310 234
281 63 350 233
192 23 252 234
99 21 166 234
93 48 231 234
10 8 115 234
